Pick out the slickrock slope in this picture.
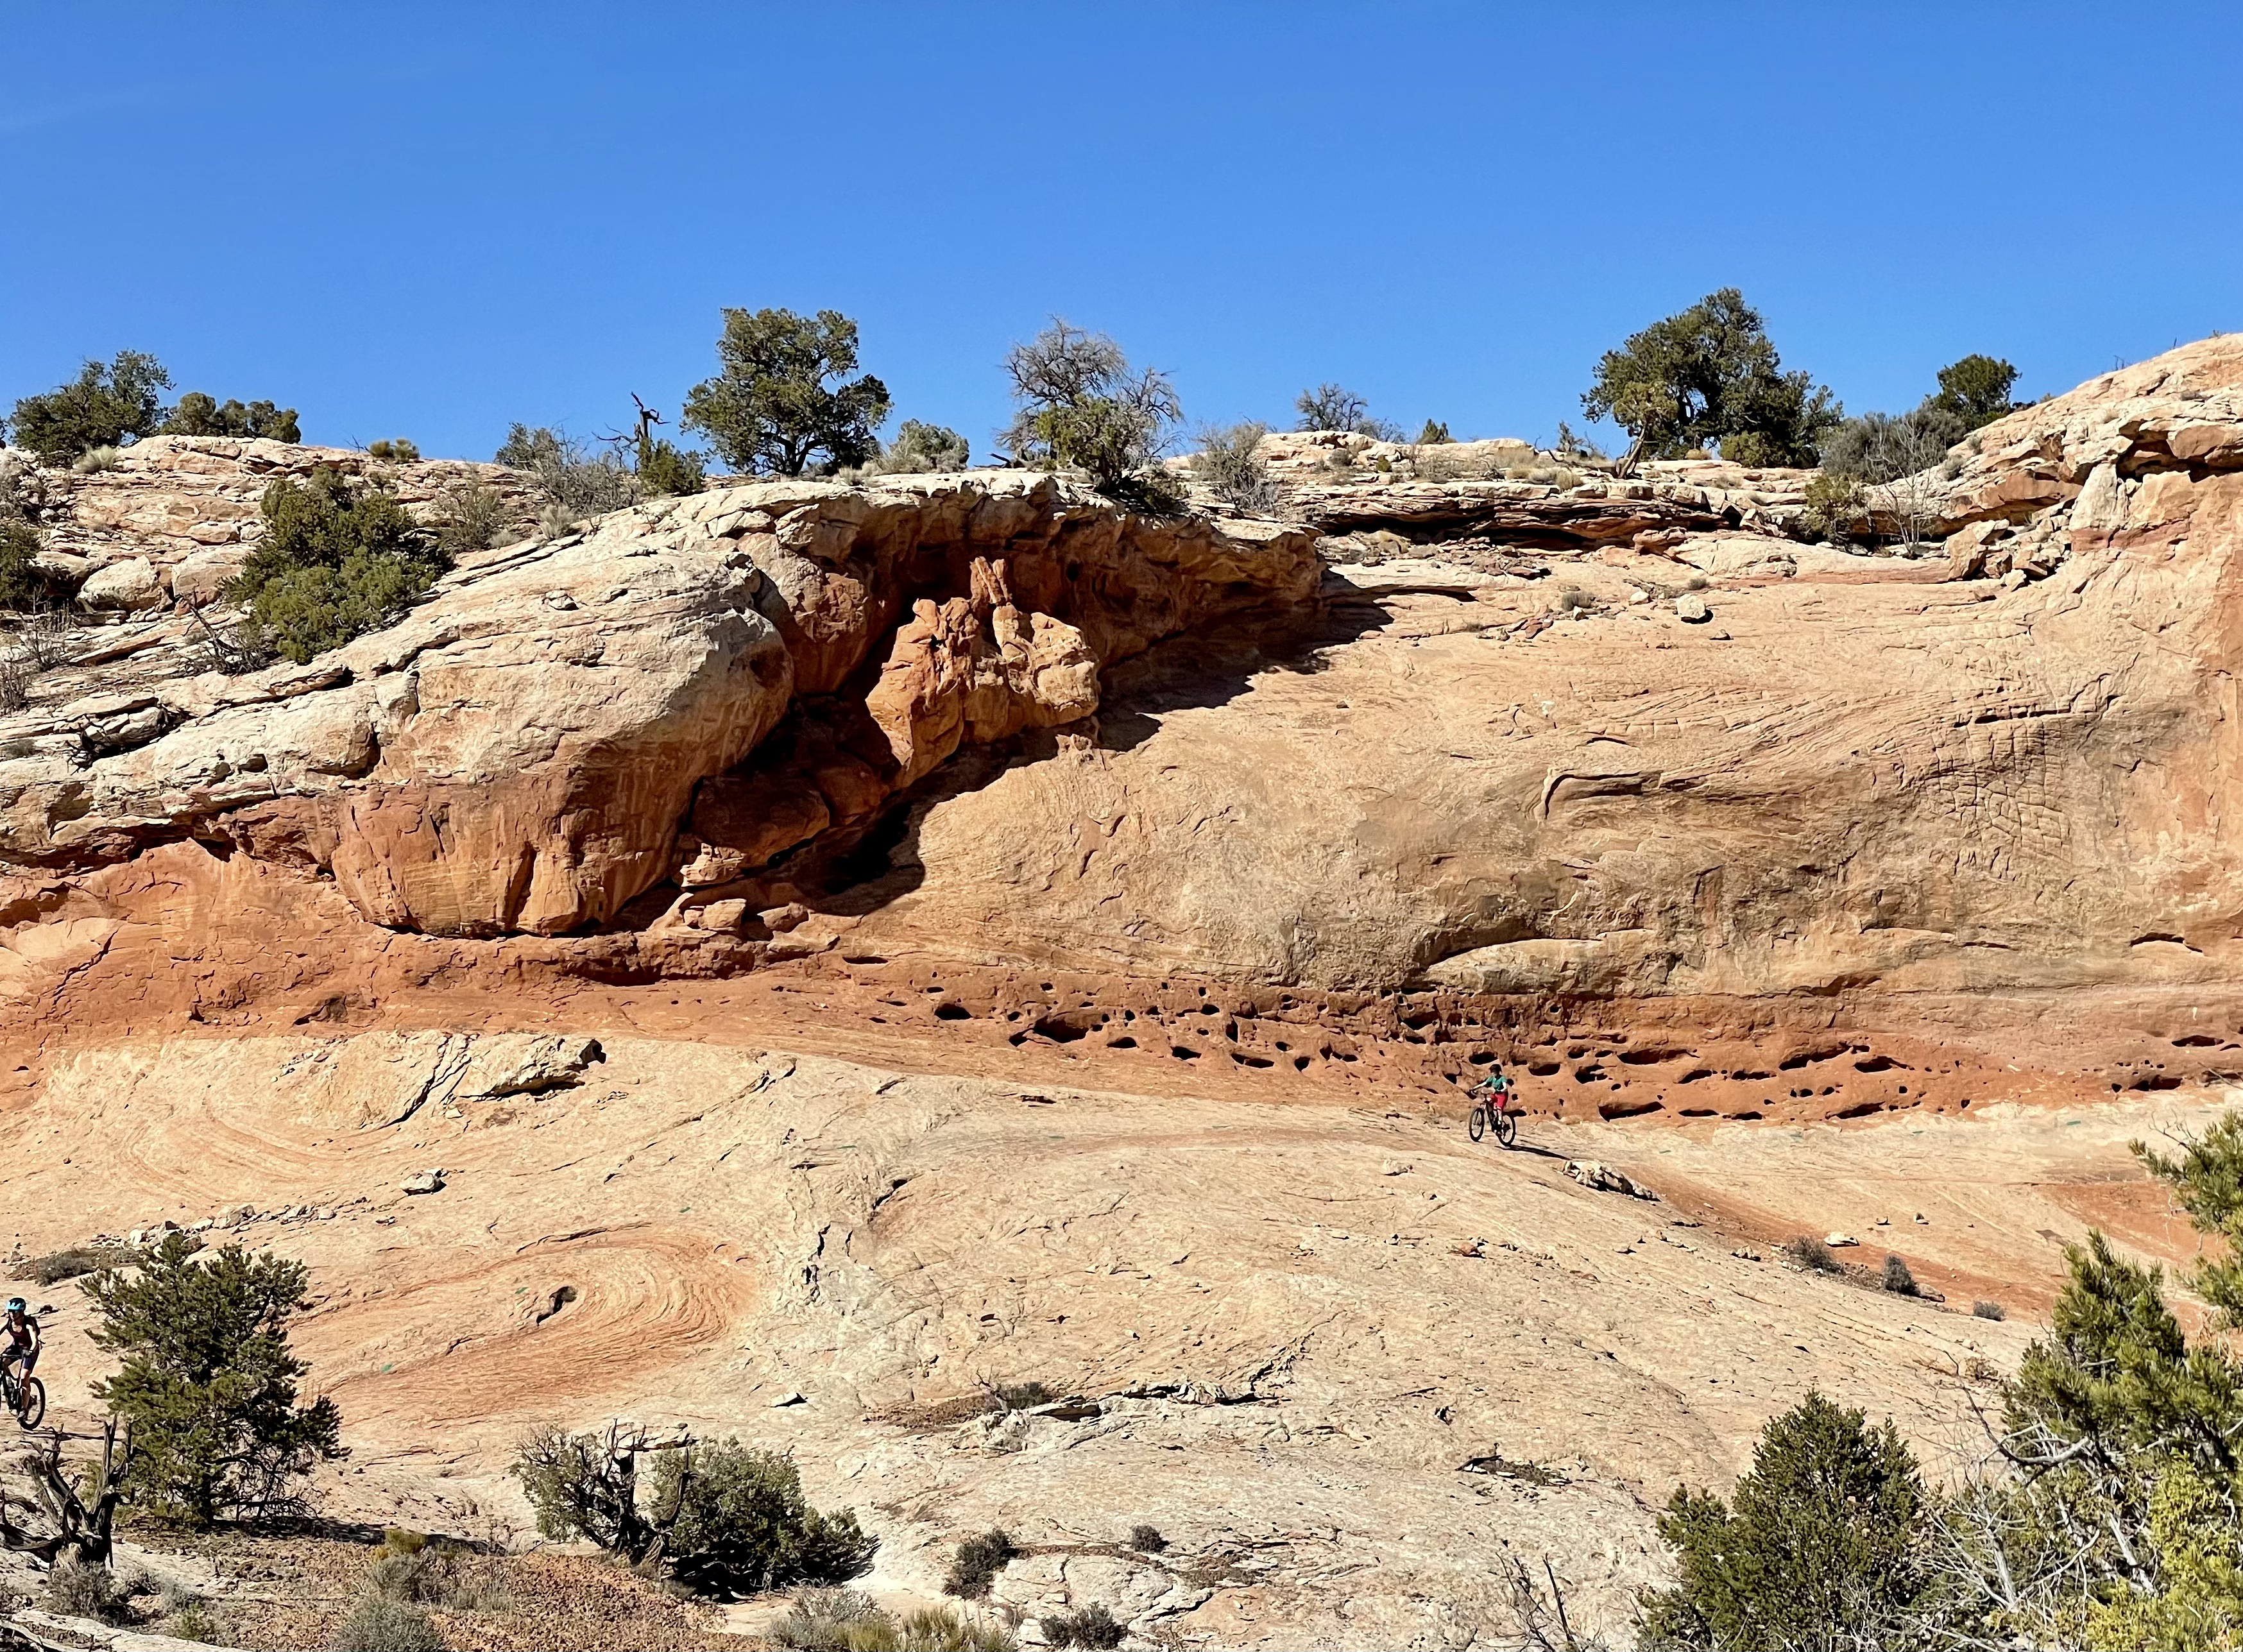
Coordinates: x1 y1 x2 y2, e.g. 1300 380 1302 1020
9 1026 2194 1649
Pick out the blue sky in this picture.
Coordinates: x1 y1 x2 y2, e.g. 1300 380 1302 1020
4 3 2237 462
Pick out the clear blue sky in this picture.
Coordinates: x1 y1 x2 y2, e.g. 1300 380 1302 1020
5 3 2237 462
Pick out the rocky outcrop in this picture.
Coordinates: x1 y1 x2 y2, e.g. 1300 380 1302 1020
0 473 1318 937
5 435 542 593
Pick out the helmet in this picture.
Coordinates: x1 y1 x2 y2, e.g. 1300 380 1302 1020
3 1299 22 1315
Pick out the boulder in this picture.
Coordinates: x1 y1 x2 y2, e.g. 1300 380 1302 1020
77 558 164 611
169 548 248 608
1675 592 1711 622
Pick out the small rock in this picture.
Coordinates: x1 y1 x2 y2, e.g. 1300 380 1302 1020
1914 1213 1929 1224
1875 1216 1890 1226
401 1170 446 1196
1732 1247 1763 1262
1825 1232 1859 1247
771 1391 807 1408
1676 592 1712 623
1380 1159 1413 1176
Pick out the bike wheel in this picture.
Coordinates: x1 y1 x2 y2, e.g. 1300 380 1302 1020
1494 1110 1517 1148
16 1376 44 1431
1467 1104 1487 1142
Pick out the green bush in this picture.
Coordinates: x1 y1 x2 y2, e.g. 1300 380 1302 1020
1127 1522 1166 1553
1926 354 2020 432
162 392 300 443
0 518 43 609
1415 419 1452 445
228 470 447 663
30 1245 118 1286
636 436 706 497
943 1528 1019 1599
168 1598 219 1642
866 419 971 476
328 1597 446 1652
1191 421 1277 513
72 444 122 473
1973 1299 2006 1321
365 439 420 463
1001 319 1182 510
495 425 637 520
1582 289 1839 466
1637 1391 1928 1649
649 1438 876 1598
10 350 171 464
1801 472 1870 543
83 1232 345 1524
684 307 891 477
1882 1254 1920 1296
1819 406 1963 484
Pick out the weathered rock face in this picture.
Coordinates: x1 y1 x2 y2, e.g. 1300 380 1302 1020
0 473 1318 937
10 436 542 584
804 338 2243 1099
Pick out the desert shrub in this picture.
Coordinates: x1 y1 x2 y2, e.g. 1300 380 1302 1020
429 482 511 559
72 444 122 473
168 1598 219 1642
1582 289 1839 466
636 436 706 497
1881 1254 1919 1296
1293 383 1398 438
1554 586 1592 612
771 1587 887 1649
1637 1391 1928 1649
496 425 638 522
1819 406 1963 484
1043 1603 1124 1648
1001 319 1183 512
1416 419 1452 445
1972 1299 2006 1321
30 1246 114 1286
329 1597 446 1652
10 350 171 463
1684 574 1709 591
996 1381 1055 1410
162 393 300 443
943 1528 1019 1599
0 518 43 609
1784 1234 1844 1275
82 1232 344 1524
1801 471 1870 543
0 650 28 713
1128 1523 1166 1553
772 1591 1016 1652
648 1437 877 1598
866 420 970 476
46 1555 132 1624
365 439 420 463
359 1543 504 1614
228 470 447 663
1190 421 1277 513
684 307 891 477
1555 420 1608 461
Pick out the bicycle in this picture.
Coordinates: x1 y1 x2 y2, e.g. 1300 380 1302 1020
1 1362 44 1431
1467 1086 1518 1148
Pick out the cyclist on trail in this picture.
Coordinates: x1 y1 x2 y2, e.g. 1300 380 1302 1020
1470 1064 1514 1111
1 1298 39 1404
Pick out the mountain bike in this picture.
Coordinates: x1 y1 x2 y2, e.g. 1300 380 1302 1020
1 1363 44 1430
1467 1087 1518 1148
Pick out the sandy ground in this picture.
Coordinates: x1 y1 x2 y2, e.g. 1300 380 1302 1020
0 1021 2223 1648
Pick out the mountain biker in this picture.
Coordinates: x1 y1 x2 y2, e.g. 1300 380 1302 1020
1 1298 39 1404
1469 1064 1514 1112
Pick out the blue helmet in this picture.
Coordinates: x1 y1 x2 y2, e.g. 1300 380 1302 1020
3 1299 22 1315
